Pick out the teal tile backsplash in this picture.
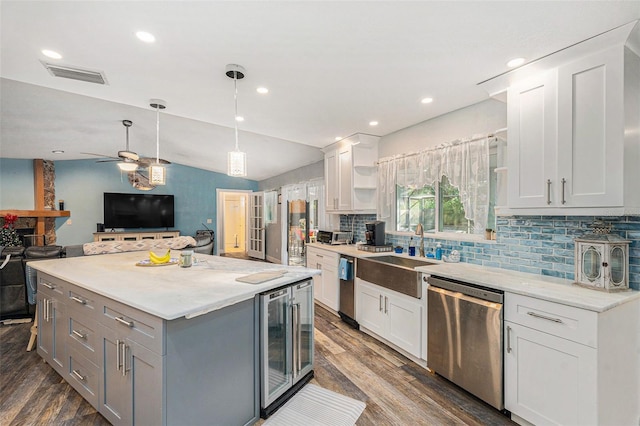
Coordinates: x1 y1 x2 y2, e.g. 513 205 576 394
340 214 640 291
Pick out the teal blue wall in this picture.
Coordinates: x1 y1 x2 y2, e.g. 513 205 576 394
0 158 35 208
0 159 257 246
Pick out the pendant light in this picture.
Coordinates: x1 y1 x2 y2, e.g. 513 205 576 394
149 99 167 185
117 120 139 172
226 64 247 177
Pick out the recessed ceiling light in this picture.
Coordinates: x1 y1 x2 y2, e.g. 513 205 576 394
507 57 525 68
257 87 269 94
369 121 378 126
421 97 433 104
136 31 155 43
235 116 244 122
51 150 64 154
42 49 62 59
334 136 342 141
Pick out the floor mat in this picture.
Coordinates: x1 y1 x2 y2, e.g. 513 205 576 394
264 384 366 426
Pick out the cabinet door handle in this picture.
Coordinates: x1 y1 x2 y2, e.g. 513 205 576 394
72 329 86 339
561 178 567 204
527 311 563 324
114 316 134 327
72 369 85 381
70 296 86 305
44 299 50 322
121 342 128 376
116 339 122 372
379 295 383 312
41 282 54 290
506 326 512 353
384 296 388 314
546 179 552 205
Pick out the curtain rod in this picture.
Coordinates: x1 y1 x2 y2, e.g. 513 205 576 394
377 130 504 165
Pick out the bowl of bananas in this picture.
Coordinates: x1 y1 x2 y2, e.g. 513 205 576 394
136 250 178 266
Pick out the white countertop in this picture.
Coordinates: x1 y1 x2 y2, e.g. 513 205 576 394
307 243 640 312
30 251 320 320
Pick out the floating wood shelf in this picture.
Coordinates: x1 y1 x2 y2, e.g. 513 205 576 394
0 210 70 218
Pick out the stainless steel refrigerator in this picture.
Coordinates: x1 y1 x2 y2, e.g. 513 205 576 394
259 279 314 418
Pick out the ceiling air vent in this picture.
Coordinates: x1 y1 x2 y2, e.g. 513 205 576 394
42 62 108 85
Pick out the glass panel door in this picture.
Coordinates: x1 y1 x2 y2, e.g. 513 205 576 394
261 288 292 407
292 280 314 381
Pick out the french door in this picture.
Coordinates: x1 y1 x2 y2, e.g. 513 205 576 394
248 191 265 259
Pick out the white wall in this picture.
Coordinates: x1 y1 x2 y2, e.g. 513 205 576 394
378 99 506 158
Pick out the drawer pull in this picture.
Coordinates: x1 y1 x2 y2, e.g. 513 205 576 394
41 282 54 290
72 329 86 339
71 296 86 305
115 316 134 327
72 369 85 381
527 311 563 324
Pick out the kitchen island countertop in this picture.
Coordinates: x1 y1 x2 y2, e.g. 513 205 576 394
29 251 320 320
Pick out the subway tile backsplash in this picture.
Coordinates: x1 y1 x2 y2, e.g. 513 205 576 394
340 214 640 291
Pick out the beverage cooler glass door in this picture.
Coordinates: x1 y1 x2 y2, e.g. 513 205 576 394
292 280 314 381
261 287 292 408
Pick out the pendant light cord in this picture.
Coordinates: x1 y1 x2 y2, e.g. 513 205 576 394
234 73 239 151
155 104 160 163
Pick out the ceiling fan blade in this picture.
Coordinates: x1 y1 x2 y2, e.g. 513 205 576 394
81 152 120 160
96 159 120 163
137 157 171 167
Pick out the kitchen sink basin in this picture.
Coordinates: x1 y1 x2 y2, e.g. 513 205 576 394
364 255 436 269
356 255 437 298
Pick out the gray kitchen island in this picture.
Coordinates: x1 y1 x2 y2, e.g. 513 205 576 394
30 251 318 426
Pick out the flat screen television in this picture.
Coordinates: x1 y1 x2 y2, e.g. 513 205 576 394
103 193 174 229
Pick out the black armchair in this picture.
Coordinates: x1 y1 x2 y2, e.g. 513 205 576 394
192 230 214 255
0 246 29 320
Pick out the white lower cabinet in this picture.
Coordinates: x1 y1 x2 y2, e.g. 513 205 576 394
306 246 340 312
356 278 423 358
505 321 596 425
504 292 639 426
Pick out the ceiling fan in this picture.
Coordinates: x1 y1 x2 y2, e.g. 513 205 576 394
82 120 171 170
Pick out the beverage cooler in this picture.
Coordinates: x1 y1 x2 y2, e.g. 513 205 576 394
259 279 314 418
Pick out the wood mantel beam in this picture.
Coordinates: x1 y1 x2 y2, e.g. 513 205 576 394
33 159 46 239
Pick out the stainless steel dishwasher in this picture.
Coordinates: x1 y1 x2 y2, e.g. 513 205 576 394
427 275 504 410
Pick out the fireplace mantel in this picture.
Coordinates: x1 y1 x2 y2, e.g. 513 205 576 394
0 209 70 218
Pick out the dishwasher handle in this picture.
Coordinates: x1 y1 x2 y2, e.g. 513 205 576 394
428 285 503 310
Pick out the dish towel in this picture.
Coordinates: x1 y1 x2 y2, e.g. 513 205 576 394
338 258 352 281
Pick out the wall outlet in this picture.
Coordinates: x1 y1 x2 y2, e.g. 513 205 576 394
206 219 212 224
66 219 72 225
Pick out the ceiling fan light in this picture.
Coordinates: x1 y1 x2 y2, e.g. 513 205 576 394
228 150 247 177
118 162 138 172
149 164 167 185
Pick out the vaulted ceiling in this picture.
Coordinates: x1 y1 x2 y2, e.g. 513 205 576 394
1 1 639 180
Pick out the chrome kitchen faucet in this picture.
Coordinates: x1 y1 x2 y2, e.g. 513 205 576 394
415 223 425 257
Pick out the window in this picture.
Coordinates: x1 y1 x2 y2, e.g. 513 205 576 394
394 153 497 235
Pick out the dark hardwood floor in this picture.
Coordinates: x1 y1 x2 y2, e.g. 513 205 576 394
1 306 513 425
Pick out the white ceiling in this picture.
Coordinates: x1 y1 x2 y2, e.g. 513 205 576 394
1 1 639 181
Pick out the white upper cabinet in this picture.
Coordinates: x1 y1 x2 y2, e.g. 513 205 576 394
507 71 558 208
508 47 631 210
323 133 379 213
557 47 625 208
483 20 640 215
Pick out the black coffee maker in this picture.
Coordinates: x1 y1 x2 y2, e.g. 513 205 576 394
365 221 385 246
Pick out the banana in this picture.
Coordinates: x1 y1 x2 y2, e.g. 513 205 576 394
149 249 171 264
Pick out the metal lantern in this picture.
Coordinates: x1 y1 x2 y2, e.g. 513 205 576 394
574 222 630 292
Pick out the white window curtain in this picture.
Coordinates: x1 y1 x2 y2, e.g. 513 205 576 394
377 136 490 234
